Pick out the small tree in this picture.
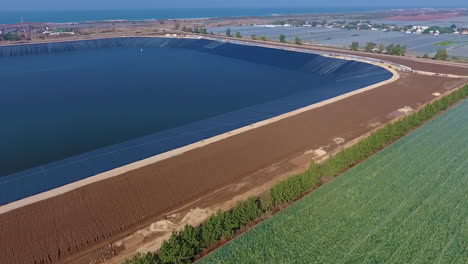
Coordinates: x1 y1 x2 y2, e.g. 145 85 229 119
234 32 242 38
422 53 430 59
295 36 302 45
260 36 268 41
378 44 385 53
386 44 406 56
434 49 448 61
199 27 207 34
251 34 257 40
225 28 231 37
279 34 286 43
365 42 376 52
123 252 159 264
350 42 359 51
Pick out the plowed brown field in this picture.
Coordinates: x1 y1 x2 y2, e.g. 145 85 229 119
0 72 466 264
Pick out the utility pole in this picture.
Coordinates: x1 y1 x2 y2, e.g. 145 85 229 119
20 17 28 39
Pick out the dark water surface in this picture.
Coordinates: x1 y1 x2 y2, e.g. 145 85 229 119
0 38 391 204
1 47 324 176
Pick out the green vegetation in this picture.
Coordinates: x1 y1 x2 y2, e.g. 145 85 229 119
250 34 257 40
225 28 231 37
279 34 286 43
364 42 376 52
200 89 468 263
234 32 242 38
125 199 262 264
123 253 159 264
423 26 454 34
386 44 406 56
273 19 306 27
0 33 18 41
294 36 302 45
378 44 385 53
259 36 268 41
198 28 208 34
126 85 468 264
180 26 190 32
354 42 406 56
433 40 457 46
434 49 449 61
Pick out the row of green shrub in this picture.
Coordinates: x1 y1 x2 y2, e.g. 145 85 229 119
124 84 468 264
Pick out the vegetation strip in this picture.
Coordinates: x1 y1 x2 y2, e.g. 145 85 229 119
124 84 468 264
200 98 468 263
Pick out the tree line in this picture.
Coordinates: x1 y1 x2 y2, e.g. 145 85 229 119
350 42 407 56
422 49 449 61
124 84 468 264
0 33 19 41
175 25 212 35
224 29 303 44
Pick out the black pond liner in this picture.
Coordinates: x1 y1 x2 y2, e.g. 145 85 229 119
0 37 392 205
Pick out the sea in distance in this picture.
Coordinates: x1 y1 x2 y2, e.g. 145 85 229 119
0 7 390 24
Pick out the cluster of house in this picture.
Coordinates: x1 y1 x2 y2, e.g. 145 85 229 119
405 26 430 34
258 20 468 36
453 28 468 35
42 27 75 36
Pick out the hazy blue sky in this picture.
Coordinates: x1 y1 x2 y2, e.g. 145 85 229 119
2 0 465 10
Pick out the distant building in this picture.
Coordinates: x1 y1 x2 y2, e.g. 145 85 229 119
42 27 52 34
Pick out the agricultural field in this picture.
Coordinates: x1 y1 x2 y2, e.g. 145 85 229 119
208 25 468 57
199 99 468 264
433 40 458 46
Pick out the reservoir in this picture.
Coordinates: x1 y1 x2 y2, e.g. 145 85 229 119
0 37 392 204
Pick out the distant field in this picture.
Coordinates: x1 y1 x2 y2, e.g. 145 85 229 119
199 99 468 263
433 40 458 46
208 26 468 57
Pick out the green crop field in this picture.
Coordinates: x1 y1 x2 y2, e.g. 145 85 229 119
433 41 458 46
199 99 468 264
